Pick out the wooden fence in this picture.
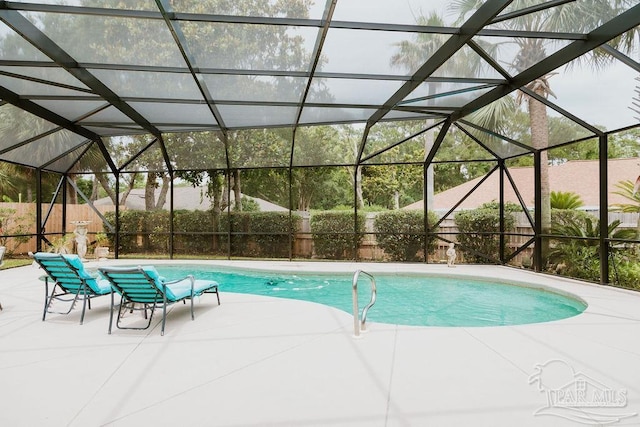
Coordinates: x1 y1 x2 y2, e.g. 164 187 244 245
0 202 116 254
1 203 637 263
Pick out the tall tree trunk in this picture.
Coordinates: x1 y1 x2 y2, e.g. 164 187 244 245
119 172 138 206
144 172 157 211
155 173 170 210
392 190 400 210
66 177 78 204
355 165 364 209
90 176 99 201
298 191 311 212
529 95 551 266
424 121 435 209
232 170 242 211
94 171 116 204
210 172 224 252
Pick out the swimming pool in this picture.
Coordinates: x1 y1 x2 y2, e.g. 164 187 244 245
153 264 587 327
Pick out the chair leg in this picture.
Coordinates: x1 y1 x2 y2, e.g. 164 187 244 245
161 299 167 336
79 283 89 325
108 292 115 334
42 278 52 321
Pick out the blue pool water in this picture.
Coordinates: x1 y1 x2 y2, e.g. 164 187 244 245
155 265 586 327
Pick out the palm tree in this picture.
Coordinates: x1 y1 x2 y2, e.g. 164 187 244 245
549 216 636 281
450 0 638 266
390 12 450 209
612 180 640 237
550 191 584 210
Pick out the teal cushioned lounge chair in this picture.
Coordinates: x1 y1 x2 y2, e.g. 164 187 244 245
98 265 220 336
32 252 112 324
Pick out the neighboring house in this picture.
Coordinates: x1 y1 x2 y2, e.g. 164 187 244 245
94 186 288 212
404 158 639 211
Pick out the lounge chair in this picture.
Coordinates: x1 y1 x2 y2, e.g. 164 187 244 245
32 252 112 324
98 265 220 336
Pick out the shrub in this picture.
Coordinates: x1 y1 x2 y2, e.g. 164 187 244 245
549 216 636 283
551 208 591 229
250 212 300 258
454 206 515 263
311 211 364 260
104 210 170 254
236 197 260 212
104 210 141 252
0 207 32 254
218 212 299 257
174 210 215 254
219 212 252 256
374 210 439 261
550 191 584 210
611 260 640 290
147 210 170 252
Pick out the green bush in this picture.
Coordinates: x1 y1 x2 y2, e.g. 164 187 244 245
551 208 591 229
219 212 252 256
549 239 600 282
104 210 143 253
235 197 260 212
250 212 300 258
0 207 31 254
454 206 515 263
174 210 215 254
374 210 439 261
311 211 364 260
549 216 636 283
218 211 300 257
611 260 640 289
147 210 170 252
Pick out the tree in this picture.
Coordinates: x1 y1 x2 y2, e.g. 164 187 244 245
390 12 450 208
550 191 584 210
451 0 638 266
612 180 640 238
549 216 636 281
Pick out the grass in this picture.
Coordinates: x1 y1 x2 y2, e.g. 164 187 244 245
0 259 33 270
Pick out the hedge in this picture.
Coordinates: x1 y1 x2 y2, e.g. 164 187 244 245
373 210 439 261
311 211 364 260
454 207 515 263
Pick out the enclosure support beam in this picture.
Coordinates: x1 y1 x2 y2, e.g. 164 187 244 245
533 151 542 272
169 174 174 260
599 134 609 284
36 168 42 253
499 159 505 264
62 175 67 240
114 173 120 259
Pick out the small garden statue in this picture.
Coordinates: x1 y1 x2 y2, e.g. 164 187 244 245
446 242 457 267
72 221 91 260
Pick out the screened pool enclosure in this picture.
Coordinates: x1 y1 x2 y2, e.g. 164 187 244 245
0 0 639 287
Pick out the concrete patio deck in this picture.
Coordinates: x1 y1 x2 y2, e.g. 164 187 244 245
1 260 639 427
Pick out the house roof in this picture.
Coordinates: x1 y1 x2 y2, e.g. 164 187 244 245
94 186 288 212
404 158 640 211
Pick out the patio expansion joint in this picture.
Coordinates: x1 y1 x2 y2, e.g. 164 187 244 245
384 324 399 427
99 324 350 425
67 335 153 426
462 327 532 377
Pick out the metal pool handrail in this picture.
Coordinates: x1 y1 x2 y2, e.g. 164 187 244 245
352 270 377 337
